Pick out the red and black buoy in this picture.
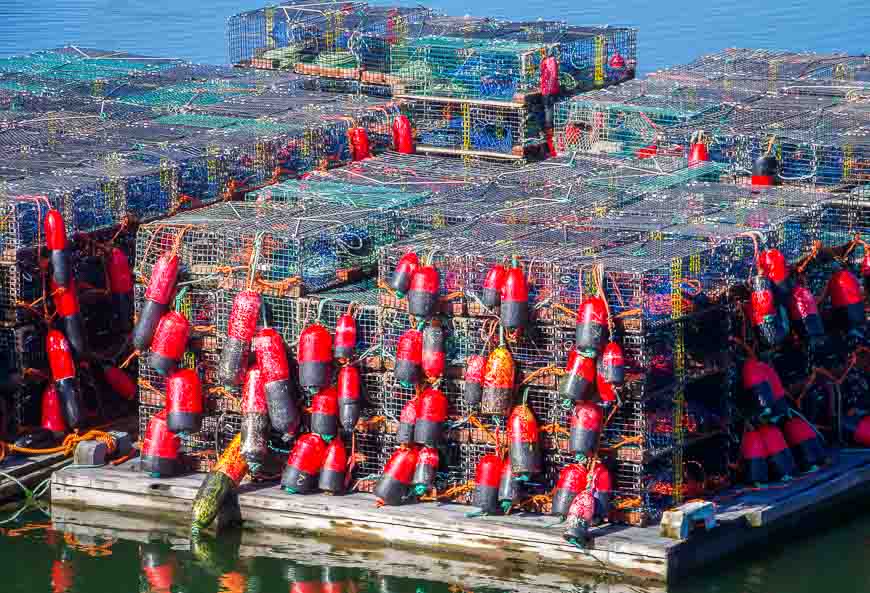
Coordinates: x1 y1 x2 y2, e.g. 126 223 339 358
309 385 339 441
782 415 825 471
559 349 596 401
397 398 417 445
391 115 414 155
575 296 609 357
389 252 419 297
472 454 502 515
788 283 825 342
500 261 529 331
219 290 261 387
51 279 88 359
318 437 347 494
140 544 176 593
749 275 786 348
507 404 541 476
40 384 67 440
758 424 796 480
414 387 447 447
140 409 181 478
103 366 136 401
752 154 778 186
240 368 270 469
107 247 134 331
463 354 486 406
46 329 84 430
481 264 506 308
569 401 603 458
862 251 870 298
598 341 625 388
253 328 298 437
540 54 559 156
298 323 333 391
498 457 520 512
421 324 445 380
552 463 588 518
844 414 870 447
412 446 439 496
44 209 71 287
374 446 418 506
741 428 768 484
349 127 371 161
758 248 791 299
589 462 613 523
407 264 439 318
481 346 515 416
337 365 362 432
764 363 789 418
394 327 423 387
133 253 180 351
282 433 326 494
563 489 596 544
333 312 357 361
688 139 710 168
742 358 786 417
165 368 204 434
829 268 865 332
149 311 191 377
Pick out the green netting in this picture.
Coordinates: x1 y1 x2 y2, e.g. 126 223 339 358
122 81 256 108
0 52 173 82
154 113 260 129
246 179 432 209
585 162 727 197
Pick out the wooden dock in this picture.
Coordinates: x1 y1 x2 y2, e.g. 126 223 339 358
50 449 870 585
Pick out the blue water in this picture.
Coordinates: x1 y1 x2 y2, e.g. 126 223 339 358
0 0 867 71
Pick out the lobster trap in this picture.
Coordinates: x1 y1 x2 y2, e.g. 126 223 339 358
0 324 46 385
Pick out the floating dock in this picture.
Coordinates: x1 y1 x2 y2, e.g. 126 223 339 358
50 450 870 585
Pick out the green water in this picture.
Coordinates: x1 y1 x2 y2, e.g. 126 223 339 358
0 503 868 593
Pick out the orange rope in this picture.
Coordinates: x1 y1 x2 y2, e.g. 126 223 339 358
252 274 301 295
0 429 117 463
520 365 564 385
119 349 139 369
794 353 859 408
419 481 474 502
467 415 502 450
613 496 643 510
64 532 114 557
540 423 570 436
356 416 388 432
795 240 823 275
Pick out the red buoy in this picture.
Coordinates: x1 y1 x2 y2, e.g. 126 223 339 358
394 327 423 387
862 252 870 298
569 401 603 457
472 454 502 514
397 398 417 445
374 446 418 506
750 275 786 347
133 253 180 351
552 463 588 518
758 248 791 296
421 324 445 379
596 370 617 403
240 368 269 469
482 346 515 416
563 489 596 543
576 297 609 357
50 279 87 359
765 363 789 418
540 55 560 97
318 437 348 494
829 268 864 331
141 409 181 478
337 365 362 432
310 385 339 441
298 323 333 391
349 127 371 161
412 446 439 496
758 424 796 480
497 457 520 511
752 155 778 186
463 354 486 406
742 358 775 415
44 209 71 287
741 428 768 484
590 462 613 521
559 349 596 401
407 265 439 318
500 263 529 330
333 313 357 361
46 329 84 430
688 142 710 168
598 342 625 387
107 247 134 331
481 264 507 308
103 366 136 401
846 415 870 447
282 433 327 494
41 384 67 438
788 283 824 341
140 544 176 593
253 328 298 437
414 387 447 446
391 115 414 154
165 369 204 434
149 311 190 377
219 290 261 387
389 252 419 297
782 416 825 471
609 52 626 70
507 404 541 476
